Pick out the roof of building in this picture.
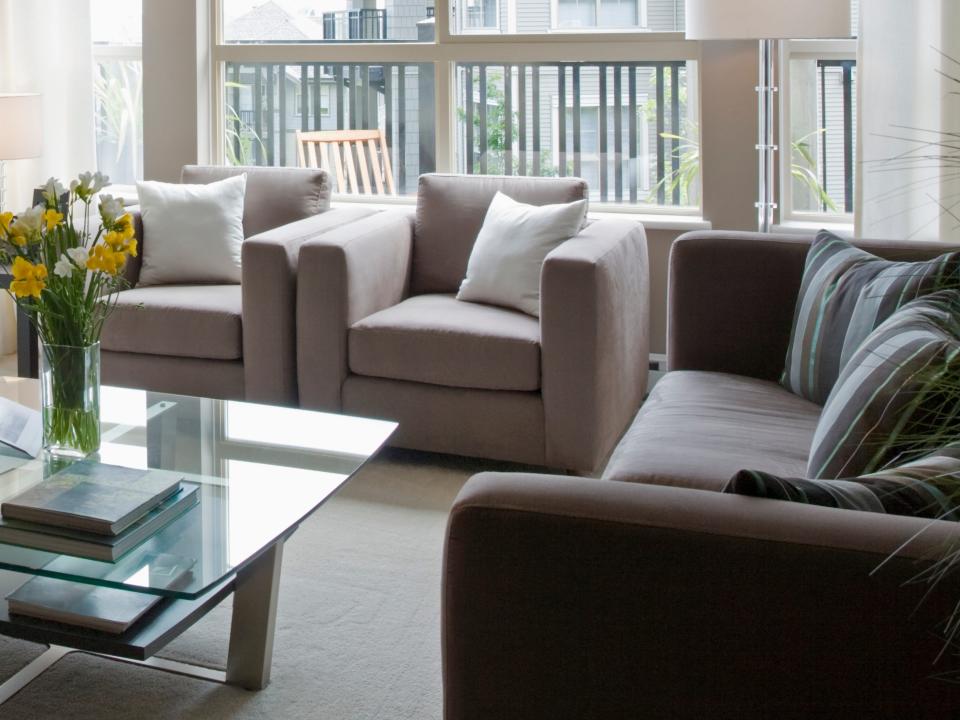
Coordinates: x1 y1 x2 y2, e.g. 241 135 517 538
225 1 323 42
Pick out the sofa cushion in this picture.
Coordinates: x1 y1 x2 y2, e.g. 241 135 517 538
102 285 243 360
180 165 330 238
349 294 541 391
782 230 960 404
413 174 589 295
457 191 588 317
725 444 960 520
602 371 821 492
808 290 960 479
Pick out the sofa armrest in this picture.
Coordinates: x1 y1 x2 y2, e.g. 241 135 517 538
444 473 960 720
296 211 414 410
540 218 648 472
241 207 376 405
667 230 959 381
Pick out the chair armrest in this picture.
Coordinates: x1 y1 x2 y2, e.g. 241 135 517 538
296 211 414 410
540 218 648 472
241 207 376 405
443 473 960 720
667 230 958 381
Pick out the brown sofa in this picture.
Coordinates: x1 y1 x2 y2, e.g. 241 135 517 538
296 173 649 472
442 231 960 719
101 165 376 404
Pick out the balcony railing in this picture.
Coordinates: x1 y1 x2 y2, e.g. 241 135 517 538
225 62 432 195
322 9 388 41
458 62 692 206
816 59 855 213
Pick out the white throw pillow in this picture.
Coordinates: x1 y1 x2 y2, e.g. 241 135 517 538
136 174 247 286
456 191 588 317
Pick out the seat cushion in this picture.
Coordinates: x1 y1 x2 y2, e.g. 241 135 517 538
349 294 541 391
602 371 821 492
102 285 243 361
413 173 588 294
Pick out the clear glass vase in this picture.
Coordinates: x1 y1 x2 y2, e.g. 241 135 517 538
40 342 101 458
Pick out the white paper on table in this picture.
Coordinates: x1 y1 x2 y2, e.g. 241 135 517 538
0 397 42 458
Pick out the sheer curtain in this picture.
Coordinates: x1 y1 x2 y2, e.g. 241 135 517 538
0 0 95 354
855 1 960 243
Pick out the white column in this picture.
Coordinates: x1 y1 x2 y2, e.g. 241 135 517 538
143 0 213 181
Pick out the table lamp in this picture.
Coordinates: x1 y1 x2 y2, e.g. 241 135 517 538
684 1 851 231
0 94 43 212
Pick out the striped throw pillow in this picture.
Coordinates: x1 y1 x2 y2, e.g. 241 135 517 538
725 446 960 520
807 290 960 480
782 231 960 404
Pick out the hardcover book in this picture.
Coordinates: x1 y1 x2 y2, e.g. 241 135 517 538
6 552 196 634
0 483 199 561
7 576 162 634
0 461 183 536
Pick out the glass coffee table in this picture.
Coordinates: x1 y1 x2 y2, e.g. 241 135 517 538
0 378 396 704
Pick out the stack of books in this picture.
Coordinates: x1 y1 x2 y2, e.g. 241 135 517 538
0 461 199 634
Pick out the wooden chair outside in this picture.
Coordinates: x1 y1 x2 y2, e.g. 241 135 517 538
296 129 396 196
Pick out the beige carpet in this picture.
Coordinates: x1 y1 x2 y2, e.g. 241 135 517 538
0 448 525 719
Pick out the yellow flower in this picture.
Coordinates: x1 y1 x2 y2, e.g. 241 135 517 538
116 213 134 239
43 209 64 232
9 257 47 299
8 226 27 247
105 227 137 257
126 238 138 257
0 212 12 237
86 244 125 276
104 230 123 250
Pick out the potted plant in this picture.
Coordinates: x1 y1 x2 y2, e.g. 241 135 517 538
0 172 137 457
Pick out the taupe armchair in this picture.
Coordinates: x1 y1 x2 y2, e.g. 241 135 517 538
296 173 649 472
102 165 376 404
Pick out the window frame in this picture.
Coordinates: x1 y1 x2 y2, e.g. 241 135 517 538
209 0 698 215
778 38 857 226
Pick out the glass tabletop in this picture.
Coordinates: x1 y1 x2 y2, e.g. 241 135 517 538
0 378 396 600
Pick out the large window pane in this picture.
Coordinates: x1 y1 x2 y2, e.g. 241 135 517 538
455 62 698 207
453 0 683 34
789 58 856 214
223 62 434 195
91 0 143 185
223 0 433 43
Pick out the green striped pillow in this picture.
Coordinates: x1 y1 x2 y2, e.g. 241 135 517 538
807 290 960 480
725 446 960 520
782 231 960 404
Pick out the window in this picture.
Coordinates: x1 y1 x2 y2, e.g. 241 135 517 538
555 0 645 30
91 0 143 185
213 0 698 210
461 0 499 31
782 40 857 221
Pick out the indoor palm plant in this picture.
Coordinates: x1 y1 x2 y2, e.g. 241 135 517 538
0 172 137 456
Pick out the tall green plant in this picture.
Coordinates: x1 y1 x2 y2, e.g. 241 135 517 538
224 81 267 166
649 122 836 210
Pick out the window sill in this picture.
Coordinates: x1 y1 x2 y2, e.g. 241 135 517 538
773 220 854 238
331 196 710 232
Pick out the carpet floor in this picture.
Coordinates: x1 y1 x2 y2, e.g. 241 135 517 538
0 448 528 719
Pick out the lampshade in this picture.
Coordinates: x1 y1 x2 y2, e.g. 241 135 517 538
0 94 42 161
684 0 851 40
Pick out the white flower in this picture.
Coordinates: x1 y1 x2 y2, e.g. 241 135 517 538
98 194 124 224
53 255 74 278
42 177 66 207
92 171 109 193
69 179 80 193
66 246 89 265
13 205 44 234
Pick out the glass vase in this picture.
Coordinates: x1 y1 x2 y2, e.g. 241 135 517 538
40 342 101 458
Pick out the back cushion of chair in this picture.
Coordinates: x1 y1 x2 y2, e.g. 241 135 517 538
180 165 331 239
412 173 589 295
